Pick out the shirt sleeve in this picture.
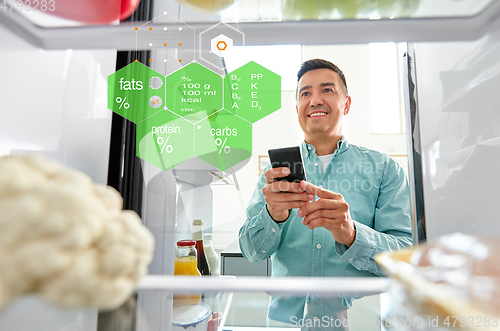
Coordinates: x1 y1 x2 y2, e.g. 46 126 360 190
335 158 413 276
239 165 288 262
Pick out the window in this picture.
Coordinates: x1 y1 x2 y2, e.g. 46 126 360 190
369 42 406 134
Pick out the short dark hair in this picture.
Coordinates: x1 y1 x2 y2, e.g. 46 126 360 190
297 58 348 95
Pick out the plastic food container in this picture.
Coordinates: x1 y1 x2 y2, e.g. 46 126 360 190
375 234 500 331
172 302 211 331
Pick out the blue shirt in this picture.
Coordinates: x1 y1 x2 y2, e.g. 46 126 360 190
239 138 413 322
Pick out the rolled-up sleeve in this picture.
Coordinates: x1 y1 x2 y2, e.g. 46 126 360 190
335 158 413 276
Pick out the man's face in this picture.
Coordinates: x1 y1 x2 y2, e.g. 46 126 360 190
296 68 351 140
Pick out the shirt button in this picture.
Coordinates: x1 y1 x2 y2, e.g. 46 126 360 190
348 258 353 262
308 146 311 150
262 250 266 253
316 244 321 249
315 163 318 167
271 228 276 233
305 153 309 158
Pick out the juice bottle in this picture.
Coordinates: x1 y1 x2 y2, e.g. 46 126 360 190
173 240 201 306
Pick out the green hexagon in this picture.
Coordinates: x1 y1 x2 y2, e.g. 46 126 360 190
195 109 252 171
136 110 194 171
223 61 281 124
165 62 223 124
108 62 166 124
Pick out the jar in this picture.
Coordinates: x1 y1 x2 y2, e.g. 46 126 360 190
174 240 201 306
174 240 201 276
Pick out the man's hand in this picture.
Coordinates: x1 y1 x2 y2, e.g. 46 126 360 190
263 167 314 222
297 181 356 247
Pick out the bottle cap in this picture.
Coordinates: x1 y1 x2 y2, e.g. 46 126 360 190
177 240 195 246
203 234 212 240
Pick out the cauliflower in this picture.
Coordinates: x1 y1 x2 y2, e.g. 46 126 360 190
0 154 154 310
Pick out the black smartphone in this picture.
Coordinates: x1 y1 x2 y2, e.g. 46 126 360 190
268 146 307 183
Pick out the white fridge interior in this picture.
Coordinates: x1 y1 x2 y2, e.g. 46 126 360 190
1 0 500 329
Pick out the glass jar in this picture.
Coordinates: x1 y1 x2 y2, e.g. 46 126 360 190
174 240 201 306
174 240 201 276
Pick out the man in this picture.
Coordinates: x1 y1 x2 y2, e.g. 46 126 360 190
239 59 413 329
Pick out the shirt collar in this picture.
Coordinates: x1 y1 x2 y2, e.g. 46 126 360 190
302 136 349 159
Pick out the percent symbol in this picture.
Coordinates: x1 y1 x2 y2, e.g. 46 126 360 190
115 97 130 109
181 76 191 81
157 136 173 153
215 137 231 154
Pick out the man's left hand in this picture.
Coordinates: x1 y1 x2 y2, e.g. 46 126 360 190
297 181 356 247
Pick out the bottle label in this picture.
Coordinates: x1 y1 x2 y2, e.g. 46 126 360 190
192 228 203 241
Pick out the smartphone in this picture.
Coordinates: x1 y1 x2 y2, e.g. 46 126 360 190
268 146 307 183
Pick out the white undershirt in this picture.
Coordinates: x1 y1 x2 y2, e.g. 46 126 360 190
318 153 334 173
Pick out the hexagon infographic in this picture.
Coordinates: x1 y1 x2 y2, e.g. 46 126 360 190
165 62 223 123
107 60 281 172
223 61 281 123
199 22 244 71
211 34 233 57
136 111 194 171
107 62 165 124
195 109 252 171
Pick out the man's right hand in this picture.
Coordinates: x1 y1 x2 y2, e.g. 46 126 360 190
263 167 314 222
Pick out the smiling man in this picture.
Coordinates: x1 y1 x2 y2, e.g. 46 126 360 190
239 58 413 330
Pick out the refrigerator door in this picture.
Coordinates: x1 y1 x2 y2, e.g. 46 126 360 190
413 29 500 240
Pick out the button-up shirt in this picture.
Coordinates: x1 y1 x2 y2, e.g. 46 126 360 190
239 137 413 323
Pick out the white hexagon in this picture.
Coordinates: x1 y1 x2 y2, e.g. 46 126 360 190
199 22 245 71
210 34 233 57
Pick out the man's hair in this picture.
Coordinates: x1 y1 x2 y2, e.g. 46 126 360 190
297 58 348 95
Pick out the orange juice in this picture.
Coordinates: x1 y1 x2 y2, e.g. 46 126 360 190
174 257 201 276
174 256 201 305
